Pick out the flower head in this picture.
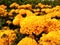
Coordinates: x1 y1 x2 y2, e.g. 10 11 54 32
17 37 37 45
38 30 60 45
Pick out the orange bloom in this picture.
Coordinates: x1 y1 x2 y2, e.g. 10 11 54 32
20 16 45 35
10 2 19 8
17 37 37 45
0 30 17 45
38 30 60 45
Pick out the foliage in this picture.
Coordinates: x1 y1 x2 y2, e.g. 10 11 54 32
0 0 60 6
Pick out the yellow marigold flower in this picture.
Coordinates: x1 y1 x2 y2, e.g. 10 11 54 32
0 36 9 45
13 14 21 25
41 8 53 13
0 30 17 45
20 15 60 34
52 5 60 11
20 16 45 35
37 3 45 8
19 9 26 15
54 11 60 17
18 4 32 9
38 30 60 45
8 9 15 16
44 18 60 33
13 17 20 25
13 14 24 25
18 9 34 16
0 5 7 9
13 9 36 25
0 8 5 13
36 3 52 8
25 4 32 9
26 10 35 16
17 37 37 45
45 11 60 18
10 2 19 8
0 7 7 17
13 9 35 25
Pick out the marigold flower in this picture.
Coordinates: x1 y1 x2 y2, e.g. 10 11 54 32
18 9 35 16
38 30 60 45
41 8 53 13
17 37 37 45
45 11 60 18
37 3 45 8
25 4 32 9
0 7 7 17
0 5 7 9
19 9 26 15
26 10 35 16
44 18 60 33
0 30 17 45
20 15 60 35
8 9 15 16
18 4 32 9
13 17 20 25
13 9 35 25
52 5 60 11
13 14 24 25
10 2 19 8
37 3 51 8
20 16 45 35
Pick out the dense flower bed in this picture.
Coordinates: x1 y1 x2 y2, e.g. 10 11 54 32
0 2 60 45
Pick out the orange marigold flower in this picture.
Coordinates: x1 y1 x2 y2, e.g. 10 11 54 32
45 10 60 18
20 15 60 34
41 8 53 13
52 5 60 11
19 9 26 15
18 9 35 16
17 37 37 45
8 9 15 16
38 30 60 45
13 9 35 25
0 30 17 45
13 14 24 25
18 4 32 9
0 7 7 17
10 2 19 8
37 3 52 8
13 17 20 25
44 18 60 33
25 4 32 9
20 16 45 35
0 5 7 9
37 3 45 8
